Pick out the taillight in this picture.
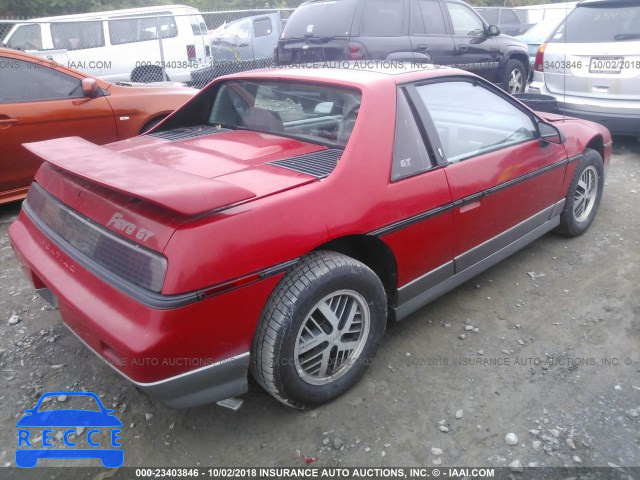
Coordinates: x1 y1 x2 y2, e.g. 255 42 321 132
534 42 546 72
347 42 367 60
186 44 196 60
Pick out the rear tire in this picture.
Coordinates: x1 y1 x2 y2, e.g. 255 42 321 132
556 148 604 236
251 251 387 409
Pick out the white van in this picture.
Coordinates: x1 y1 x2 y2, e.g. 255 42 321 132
3 5 212 84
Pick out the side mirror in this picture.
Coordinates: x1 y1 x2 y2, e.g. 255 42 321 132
81 78 99 98
538 121 565 145
486 24 500 37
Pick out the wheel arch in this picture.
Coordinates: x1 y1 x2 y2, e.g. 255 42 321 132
314 234 398 314
507 51 530 75
585 135 605 161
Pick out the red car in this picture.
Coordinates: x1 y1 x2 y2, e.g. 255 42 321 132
0 47 196 205
9 65 611 409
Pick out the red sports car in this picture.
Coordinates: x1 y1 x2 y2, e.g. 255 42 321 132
9 65 611 409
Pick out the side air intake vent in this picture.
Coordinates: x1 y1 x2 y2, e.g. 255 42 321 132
269 149 342 179
147 125 229 141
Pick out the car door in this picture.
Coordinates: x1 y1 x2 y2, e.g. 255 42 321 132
377 88 454 316
0 55 118 200
444 1 499 80
410 78 568 273
409 0 457 66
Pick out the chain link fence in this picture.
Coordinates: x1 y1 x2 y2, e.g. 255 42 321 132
0 6 295 89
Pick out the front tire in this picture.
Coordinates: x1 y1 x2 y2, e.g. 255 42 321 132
556 148 604 236
502 59 526 94
251 251 387 409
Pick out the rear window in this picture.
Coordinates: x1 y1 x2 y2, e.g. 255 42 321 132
51 21 104 50
254 17 273 37
208 80 362 147
282 0 358 38
550 4 640 43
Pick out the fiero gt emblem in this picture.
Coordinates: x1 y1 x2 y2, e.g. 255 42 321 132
107 213 154 242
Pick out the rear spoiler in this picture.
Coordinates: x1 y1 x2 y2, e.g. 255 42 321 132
24 137 256 216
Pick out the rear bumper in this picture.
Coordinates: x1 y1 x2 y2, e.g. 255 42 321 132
64 322 250 409
529 79 640 136
8 209 281 408
552 107 640 137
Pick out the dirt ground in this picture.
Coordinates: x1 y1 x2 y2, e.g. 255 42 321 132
1 137 638 477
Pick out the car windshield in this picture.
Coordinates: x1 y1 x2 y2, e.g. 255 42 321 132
207 80 362 147
549 4 640 43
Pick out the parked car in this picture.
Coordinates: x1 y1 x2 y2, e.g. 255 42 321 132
191 12 282 85
529 0 640 136
9 64 610 409
516 13 571 76
0 47 196 204
475 7 532 37
275 0 530 93
2 5 212 83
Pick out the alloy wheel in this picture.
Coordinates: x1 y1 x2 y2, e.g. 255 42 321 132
294 290 370 385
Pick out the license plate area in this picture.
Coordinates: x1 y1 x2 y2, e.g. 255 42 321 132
589 57 623 74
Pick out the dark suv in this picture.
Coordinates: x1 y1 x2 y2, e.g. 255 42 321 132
275 0 530 93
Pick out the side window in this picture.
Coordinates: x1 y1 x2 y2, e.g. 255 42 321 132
109 13 177 45
7 24 42 50
51 21 104 50
0 58 82 103
416 81 537 163
410 0 447 35
446 2 485 36
392 90 433 181
254 18 273 37
361 0 404 37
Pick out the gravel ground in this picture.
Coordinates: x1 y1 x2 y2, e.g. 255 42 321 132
0 137 638 477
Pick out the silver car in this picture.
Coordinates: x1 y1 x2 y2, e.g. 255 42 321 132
529 0 640 136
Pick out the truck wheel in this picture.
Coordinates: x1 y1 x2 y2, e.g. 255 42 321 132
251 251 387 409
502 59 526 94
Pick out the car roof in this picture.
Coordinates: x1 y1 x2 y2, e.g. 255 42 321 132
577 0 639 7
224 62 474 88
18 4 198 22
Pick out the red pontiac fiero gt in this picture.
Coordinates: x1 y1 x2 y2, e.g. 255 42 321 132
9 65 611 409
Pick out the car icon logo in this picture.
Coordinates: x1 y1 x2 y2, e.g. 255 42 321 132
16 391 123 468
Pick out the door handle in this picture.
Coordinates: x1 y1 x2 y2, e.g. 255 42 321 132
0 118 17 129
459 45 469 52
416 44 428 51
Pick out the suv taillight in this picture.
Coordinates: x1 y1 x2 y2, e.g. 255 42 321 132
534 42 546 72
347 42 367 60
186 44 196 61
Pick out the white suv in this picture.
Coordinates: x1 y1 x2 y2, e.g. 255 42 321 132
529 0 640 136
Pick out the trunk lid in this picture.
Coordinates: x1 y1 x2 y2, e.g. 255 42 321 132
24 129 327 252
543 41 640 100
